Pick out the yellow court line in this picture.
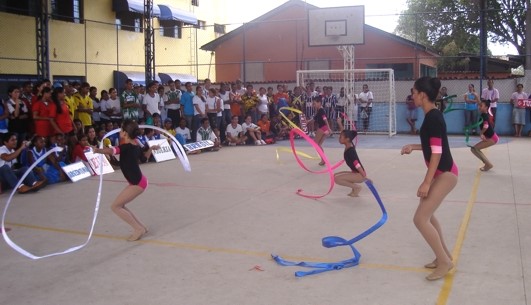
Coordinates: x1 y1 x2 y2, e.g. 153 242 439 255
436 166 483 305
5 221 429 274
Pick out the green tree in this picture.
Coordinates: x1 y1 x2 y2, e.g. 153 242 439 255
395 0 527 56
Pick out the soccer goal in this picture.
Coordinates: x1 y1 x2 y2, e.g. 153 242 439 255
296 68 396 137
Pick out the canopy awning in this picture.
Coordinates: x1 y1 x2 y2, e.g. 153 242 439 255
113 0 161 16
158 72 197 85
114 71 161 90
157 4 197 25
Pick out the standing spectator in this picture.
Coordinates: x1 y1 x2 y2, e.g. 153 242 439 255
205 88 222 133
273 84 290 116
481 79 499 128
241 84 259 123
73 82 93 127
64 82 77 120
180 82 195 131
358 84 373 133
229 82 243 122
510 83 527 137
89 86 101 126
192 85 207 142
120 79 140 121
164 79 182 128
50 87 75 136
105 88 122 125
219 82 231 143
405 88 418 134
463 84 480 134
32 87 56 138
142 81 161 124
435 86 449 112
322 86 338 132
6 86 30 145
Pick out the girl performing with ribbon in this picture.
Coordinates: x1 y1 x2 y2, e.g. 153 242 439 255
401 76 458 281
306 95 331 166
335 117 368 197
470 99 498 171
93 119 159 241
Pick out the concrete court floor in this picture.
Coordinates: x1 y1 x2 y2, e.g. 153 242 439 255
0 134 529 305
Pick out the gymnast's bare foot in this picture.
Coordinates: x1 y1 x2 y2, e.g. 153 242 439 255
127 228 147 241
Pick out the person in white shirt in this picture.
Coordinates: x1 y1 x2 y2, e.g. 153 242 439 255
241 115 265 145
175 118 191 144
142 81 161 122
480 79 500 128
225 115 246 145
358 84 373 132
0 133 46 194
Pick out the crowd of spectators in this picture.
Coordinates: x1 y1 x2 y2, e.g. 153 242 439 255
0 77 363 195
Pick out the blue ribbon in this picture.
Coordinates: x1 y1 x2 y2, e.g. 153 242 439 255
272 179 387 277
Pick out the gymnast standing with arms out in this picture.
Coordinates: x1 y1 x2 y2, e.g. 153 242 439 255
334 117 369 197
94 119 159 241
401 76 458 281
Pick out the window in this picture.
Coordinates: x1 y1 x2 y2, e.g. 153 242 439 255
420 64 437 77
191 0 199 7
214 23 225 37
51 0 83 23
160 21 183 38
0 0 36 16
116 12 143 33
194 20 206 30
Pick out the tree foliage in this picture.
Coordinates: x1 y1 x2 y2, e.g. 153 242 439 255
395 0 527 56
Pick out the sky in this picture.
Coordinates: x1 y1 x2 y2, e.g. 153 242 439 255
226 0 518 56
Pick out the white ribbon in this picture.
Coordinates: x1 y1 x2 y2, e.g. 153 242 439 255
2 126 191 259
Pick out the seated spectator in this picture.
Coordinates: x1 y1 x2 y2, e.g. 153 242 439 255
26 136 65 184
271 113 289 140
163 118 176 137
175 118 192 145
0 133 46 194
257 114 272 139
49 133 70 165
197 118 221 151
241 115 265 145
225 115 246 146
71 134 90 162
85 126 99 147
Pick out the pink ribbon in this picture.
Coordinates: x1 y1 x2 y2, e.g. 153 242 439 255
289 128 344 199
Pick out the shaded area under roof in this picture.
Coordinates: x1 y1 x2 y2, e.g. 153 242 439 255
158 4 197 25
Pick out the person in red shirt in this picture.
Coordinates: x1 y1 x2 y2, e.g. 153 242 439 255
32 87 58 138
50 87 74 136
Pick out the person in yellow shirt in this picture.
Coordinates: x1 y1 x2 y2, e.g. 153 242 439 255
63 82 77 120
73 82 93 127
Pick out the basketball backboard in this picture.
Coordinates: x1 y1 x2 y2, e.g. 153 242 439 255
308 6 365 47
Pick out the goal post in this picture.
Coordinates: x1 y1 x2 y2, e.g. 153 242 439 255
296 68 396 137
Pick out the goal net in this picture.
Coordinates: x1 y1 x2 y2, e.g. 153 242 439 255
296 69 396 137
